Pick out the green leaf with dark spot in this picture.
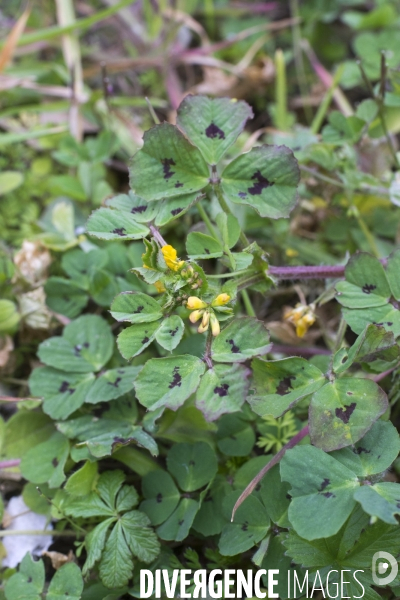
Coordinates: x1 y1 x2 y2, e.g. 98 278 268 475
38 315 113 373
154 193 200 226
110 292 163 324
192 475 231 536
20 431 69 488
259 464 291 528
129 123 209 201
186 232 223 259
342 304 400 336
117 322 160 360
29 367 95 420
336 253 390 309
46 562 83 600
248 357 325 418
331 421 400 477
86 367 140 404
219 493 269 556
140 470 180 525
281 445 359 540
61 248 108 289
156 498 199 542
177 95 253 164
195 363 249 421
86 207 150 240
4 552 44 600
167 441 217 491
211 317 271 363
155 315 184 351
354 483 400 524
309 378 388 451
105 192 158 223
220 145 300 218
134 355 205 411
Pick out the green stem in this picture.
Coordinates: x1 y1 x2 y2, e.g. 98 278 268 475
275 49 289 131
355 213 380 258
241 289 256 317
327 317 347 377
207 269 254 279
196 202 219 240
311 65 344 135
214 185 250 247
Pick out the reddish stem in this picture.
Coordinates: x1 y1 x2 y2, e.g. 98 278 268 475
232 425 309 520
268 264 346 280
0 459 21 469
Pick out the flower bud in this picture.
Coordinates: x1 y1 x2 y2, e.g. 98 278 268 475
210 313 220 336
211 293 230 307
187 296 207 310
189 309 204 324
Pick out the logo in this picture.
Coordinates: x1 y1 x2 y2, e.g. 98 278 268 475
372 552 398 586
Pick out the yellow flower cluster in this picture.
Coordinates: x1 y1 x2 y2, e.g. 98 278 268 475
161 245 185 271
186 294 231 336
284 303 316 338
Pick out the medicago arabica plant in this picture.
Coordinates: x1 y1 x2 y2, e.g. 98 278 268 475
8 94 400 598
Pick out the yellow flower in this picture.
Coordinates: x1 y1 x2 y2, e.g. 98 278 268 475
154 280 166 293
161 245 185 271
210 313 220 336
198 311 210 334
284 303 316 338
211 293 230 307
187 297 207 310
189 309 204 324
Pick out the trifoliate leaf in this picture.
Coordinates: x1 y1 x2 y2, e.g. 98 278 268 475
167 442 217 491
29 367 95 420
309 378 388 451
156 498 199 542
20 431 69 488
38 315 113 373
134 355 205 411
354 483 400 525
336 253 390 309
46 563 83 600
110 292 163 323
61 248 108 288
85 367 140 404
331 420 400 476
129 123 209 201
249 357 326 418
154 193 200 226
117 322 160 360
220 145 299 218
44 277 88 319
192 475 230 536
176 95 253 164
140 470 180 525
105 192 158 223
86 207 150 240
155 315 184 351
211 317 271 363
195 363 249 421
281 445 359 540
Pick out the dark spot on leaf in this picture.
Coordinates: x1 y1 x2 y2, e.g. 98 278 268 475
156 493 163 503
175 182 183 188
169 327 179 337
248 170 275 195
286 493 291 500
112 227 126 236
335 402 356 424
168 366 182 389
238 192 247 198
74 344 82 356
255 483 261 492
161 158 176 180
27 578 32 583
397 502 400 508
241 522 248 531
229 435 236 440
204 248 210 254
59 381 74 395
322 492 335 498
227 338 240 353
205 123 225 139
83 342 89 348
62 295 70 302
319 478 330 492
134 305 144 313
353 447 370 455
189 460 195 466
52 457 59 467
108 377 122 388
347 392 353 396
178 519 185 526
214 383 229 397
142 337 150 344
132 205 147 214
362 283 376 294
171 207 182 216
276 376 296 396
118 369 125 374
387 321 393 326
341 356 348 363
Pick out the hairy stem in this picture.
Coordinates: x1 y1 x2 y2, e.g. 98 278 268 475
232 425 310 520
149 224 167 247
0 459 21 469
268 264 346 279
196 202 219 240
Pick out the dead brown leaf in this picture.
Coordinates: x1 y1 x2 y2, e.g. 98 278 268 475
0 6 31 73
